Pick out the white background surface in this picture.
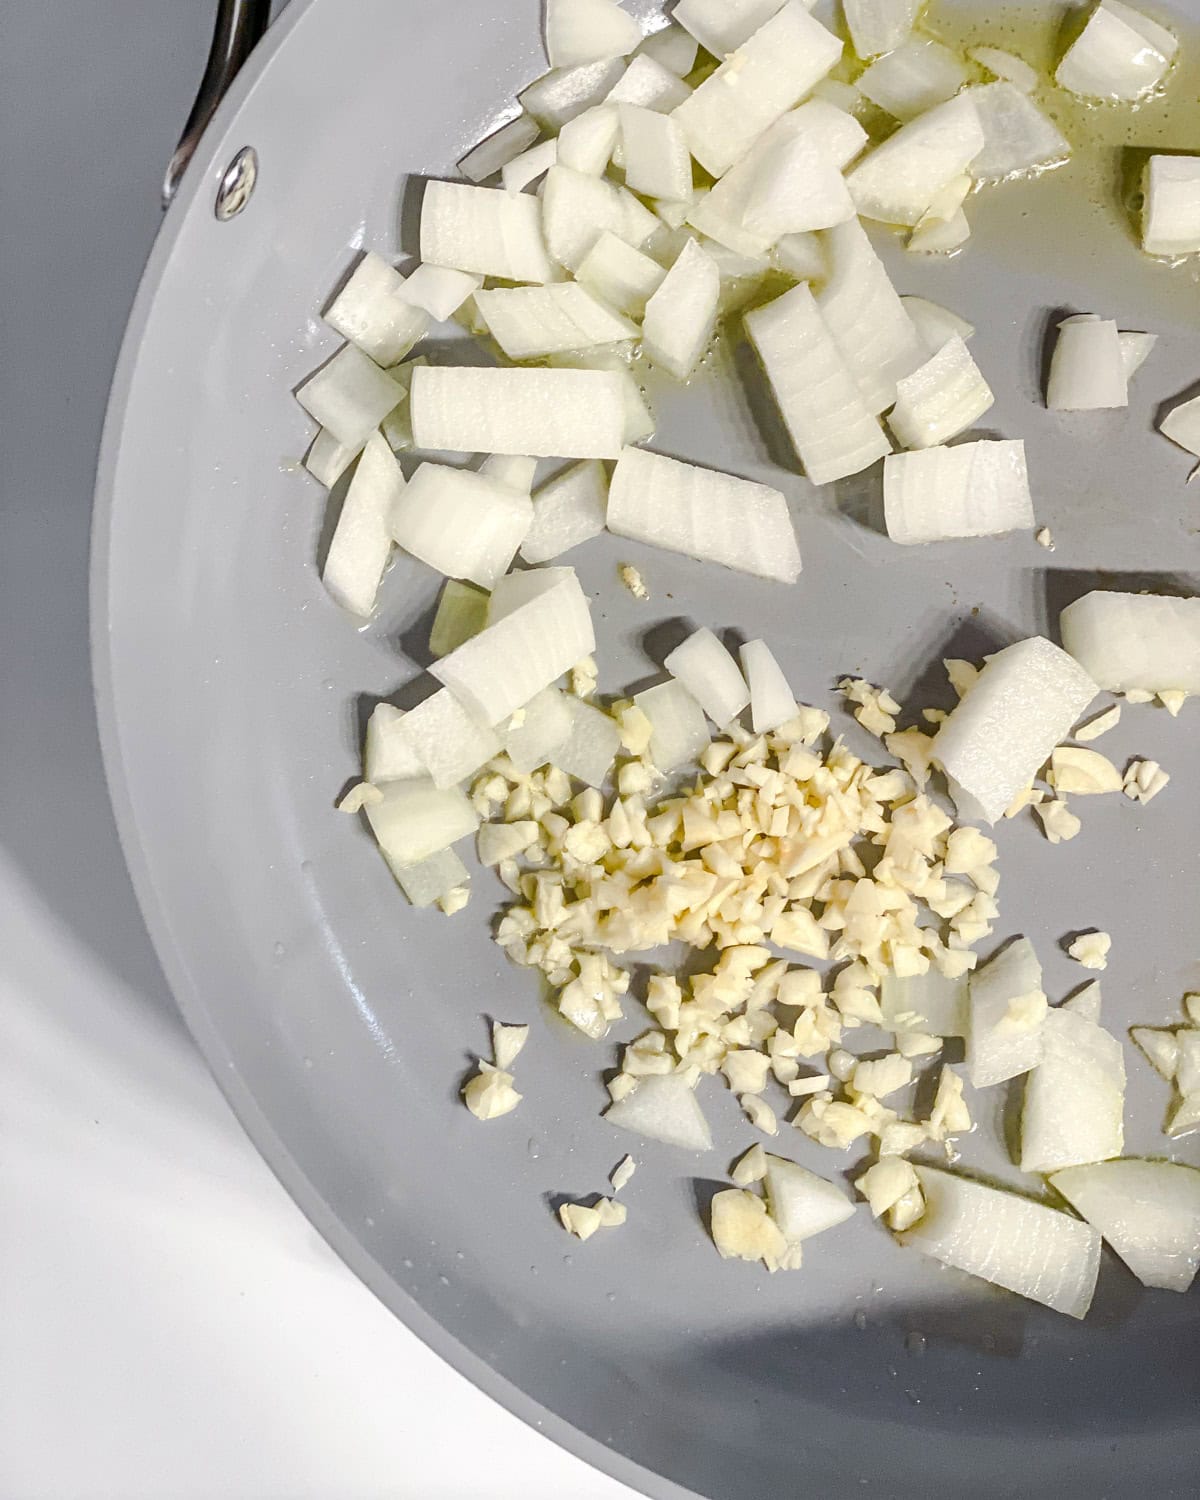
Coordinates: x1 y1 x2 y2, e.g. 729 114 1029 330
0 6 635 1496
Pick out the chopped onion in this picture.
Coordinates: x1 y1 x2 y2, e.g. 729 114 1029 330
1056 0 1177 101
969 45 1038 93
548 350 656 443
746 283 891 485
607 55 693 113
740 639 797 732
324 252 429 366
431 566 595 725
967 936 1048 1088
1020 1007 1125 1174
305 427 363 489
764 1155 856 1241
664 628 751 727
1060 590 1200 693
391 846 470 908
410 366 627 458
458 113 542 182
520 460 609 563
634 680 711 772
396 687 501 789
673 0 787 56
391 463 532 589
899 1165 1101 1319
636 22 699 77
545 0 642 69
541 164 658 271
642 238 720 380
1131 1025 1179 1080
888 336 994 449
606 446 802 582
296 344 405 450
429 578 489 658
556 103 620 175
605 1073 713 1150
322 433 404 616
1052 1160 1200 1293
883 440 1033 545
966 82 1070 182
847 93 985 227
576 231 666 315
502 686 575 772
618 104 692 202
881 970 968 1036
842 0 920 59
934 636 1098 824
1118 330 1157 379
857 38 970 120
816 219 926 414
901 295 976 353
772 231 826 280
556 695 623 783
907 204 971 256
739 130 856 239
1142 154 1200 257
364 703 426 783
519 57 627 130
1046 316 1127 410
378 357 424 451
365 776 479 870
1062 981 1102 1022
395 263 483 322
500 138 558 194
479 454 538 493
420 181 555 284
1160 391 1200 458
670 3 844 179
475 283 636 360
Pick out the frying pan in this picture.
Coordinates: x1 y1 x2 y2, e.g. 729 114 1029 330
92 1 1200 1494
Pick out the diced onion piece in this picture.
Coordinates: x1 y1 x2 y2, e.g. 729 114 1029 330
740 639 797 733
545 0 642 68
1052 1159 1200 1293
364 703 425 784
664 628 751 727
969 45 1038 92
521 460 609 563
1168 1094 1200 1139
296 344 405 450
458 113 542 182
673 0 786 55
410 366 626 458
934 636 1098 825
1142 154 1200 257
966 82 1070 182
378 357 424 451
501 138 559 194
322 433 404 616
541 164 658 272
606 446 802 582
637 23 699 76
555 695 623 784
618 105 692 201
305 428 363 489
478 454 538 494
765 1155 856 1242
395 687 500 790
857 38 971 120
519 58 628 130
1020 1008 1124 1174
502 686 575 773
881 970 968 1036
557 104 621 174
772 231 826 280
642 239 720 380
391 846 470 908
899 1165 1101 1319
670 3 843 179
843 0 920 58
1062 981 1102 1022
1056 0 1177 101
1118 330 1157 379
605 1073 713 1150
577 231 666 315
634 680 710 772
606 55 693 112
1046 316 1126 410
967 936 1048 1087
324 252 429 366
391 463 532 589
746 283 890 485
365 777 479 870
476 283 636 360
430 579 489 658
431 567 595 725
549 351 656 444
1160 392 1200 462
395 263 483 322
900 296 976 353
889 336 994 450
1060 591 1200 693
908 205 971 255
740 131 856 240
816 220 925 414
1130 1026 1179 1080
883 440 1033 545
847 93 985 227
420 181 554 283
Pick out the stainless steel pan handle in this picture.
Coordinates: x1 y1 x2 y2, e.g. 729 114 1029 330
162 0 271 209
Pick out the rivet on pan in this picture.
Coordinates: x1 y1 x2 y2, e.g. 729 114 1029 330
215 145 258 220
